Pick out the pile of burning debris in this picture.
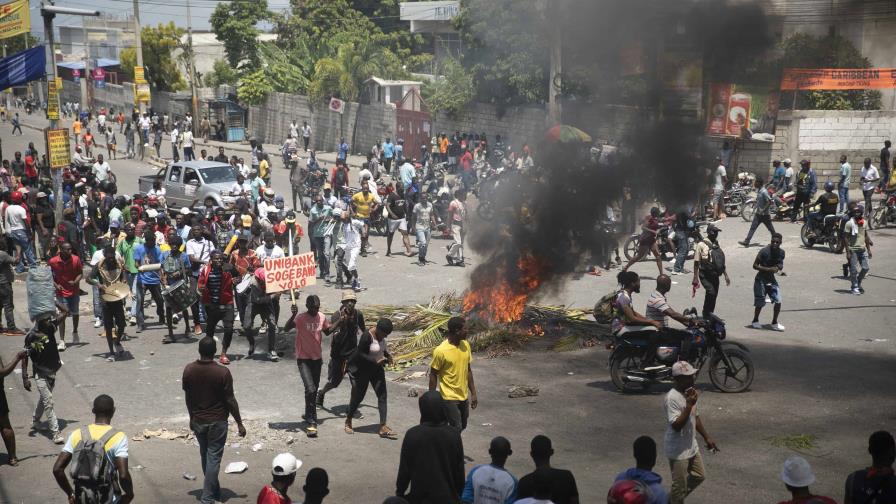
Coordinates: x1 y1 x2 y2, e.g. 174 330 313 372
369 254 609 363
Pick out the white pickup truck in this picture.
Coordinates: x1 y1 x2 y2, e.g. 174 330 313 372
138 160 240 210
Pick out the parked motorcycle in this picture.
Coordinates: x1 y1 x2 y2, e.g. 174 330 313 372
741 186 800 222
800 206 844 253
704 186 748 218
622 224 701 262
609 309 754 393
871 192 896 228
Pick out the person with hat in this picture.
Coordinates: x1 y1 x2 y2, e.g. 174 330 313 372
344 317 396 438
160 235 194 342
257 188 277 229
664 361 717 504
258 453 301 504
692 223 730 320
739 176 777 247
791 160 817 223
316 290 365 409
844 204 873 295
777 456 836 504
187 226 213 335
88 245 128 360
6 191 35 273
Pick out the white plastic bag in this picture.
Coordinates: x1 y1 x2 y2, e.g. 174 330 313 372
27 265 56 322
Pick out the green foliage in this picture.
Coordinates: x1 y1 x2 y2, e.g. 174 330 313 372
257 43 311 94
210 0 269 71
204 59 240 88
2 34 39 55
422 57 474 119
237 69 272 105
782 33 882 110
453 0 549 107
125 23 188 92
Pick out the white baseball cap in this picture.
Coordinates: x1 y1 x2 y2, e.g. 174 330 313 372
145 208 159 219
781 456 815 487
271 453 301 476
180 207 192 215
671 361 697 377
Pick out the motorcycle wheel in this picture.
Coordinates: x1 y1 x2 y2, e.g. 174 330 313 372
708 348 754 393
476 201 495 221
740 201 755 222
799 223 815 248
609 349 650 393
871 206 888 229
827 227 842 253
623 235 639 261
727 193 744 217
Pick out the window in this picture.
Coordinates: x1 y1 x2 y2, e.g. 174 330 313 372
198 165 238 184
168 166 182 182
184 168 200 185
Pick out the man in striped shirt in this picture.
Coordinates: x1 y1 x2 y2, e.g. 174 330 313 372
644 275 696 369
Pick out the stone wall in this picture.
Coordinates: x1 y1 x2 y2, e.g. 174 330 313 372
353 102 396 154
431 103 547 149
245 93 366 153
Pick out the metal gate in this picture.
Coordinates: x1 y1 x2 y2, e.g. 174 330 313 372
395 89 431 161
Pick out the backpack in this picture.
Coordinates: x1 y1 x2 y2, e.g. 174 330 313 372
334 168 347 187
69 426 119 503
848 469 896 504
700 240 726 275
593 290 621 324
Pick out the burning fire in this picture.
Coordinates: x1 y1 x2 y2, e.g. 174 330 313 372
463 253 547 323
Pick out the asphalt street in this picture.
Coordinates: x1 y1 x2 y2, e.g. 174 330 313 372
0 117 894 503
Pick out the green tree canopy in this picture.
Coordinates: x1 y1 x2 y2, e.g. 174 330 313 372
210 0 269 71
204 59 239 88
782 33 881 110
422 57 474 119
119 23 187 92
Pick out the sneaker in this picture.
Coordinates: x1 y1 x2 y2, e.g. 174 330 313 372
106 354 116 362
670 270 681 276
446 255 454 266
31 421 42 432
247 342 255 356
93 318 102 328
52 433 65 444
859 287 865 294
316 392 324 408
738 240 750 247
269 351 279 362
353 281 362 292
771 323 785 331
57 339 67 351
306 424 318 437
851 288 862 296
750 321 763 330
172 313 181 324
129 316 137 326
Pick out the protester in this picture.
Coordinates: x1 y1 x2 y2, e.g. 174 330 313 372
345 318 395 438
187 225 213 334
160 234 193 341
386 184 412 257
446 190 467 267
839 154 852 213
514 469 556 504
23 316 66 444
0 239 22 335
740 177 775 247
844 204 873 295
282 295 331 436
461 437 517 504
396 390 465 503
197 251 237 364
88 245 128 360
7 191 36 272
429 316 478 431
411 192 436 266
257 453 301 504
791 160 817 223
0 350 27 465
777 456 836 504
614 436 668 504
844 430 896 504
49 242 83 349
352 184 377 256
182 336 247 504
317 291 365 408
610 271 662 369
621 207 664 276
52 394 134 504
516 435 580 504
132 231 166 334
692 224 729 319
751 232 785 331
302 468 330 504
860 158 880 227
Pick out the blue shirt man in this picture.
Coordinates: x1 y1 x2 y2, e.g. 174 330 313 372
337 139 349 161
399 161 416 190
133 242 162 285
383 139 395 160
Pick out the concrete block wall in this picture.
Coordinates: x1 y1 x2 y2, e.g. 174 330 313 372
312 101 361 154
247 92 314 145
352 102 396 155
432 102 547 150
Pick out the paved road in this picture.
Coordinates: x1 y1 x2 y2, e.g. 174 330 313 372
0 116 894 503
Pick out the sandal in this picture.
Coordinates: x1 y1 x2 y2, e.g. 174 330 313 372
219 354 230 365
344 423 354 435
378 426 396 439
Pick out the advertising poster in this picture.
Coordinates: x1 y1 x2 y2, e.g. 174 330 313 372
706 83 779 141
46 128 71 170
0 0 30 40
781 68 896 90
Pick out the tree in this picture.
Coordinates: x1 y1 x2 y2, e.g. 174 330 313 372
210 0 269 71
237 69 272 105
782 33 881 110
120 23 187 92
307 38 407 104
422 57 474 119
1 34 39 55
204 59 239 88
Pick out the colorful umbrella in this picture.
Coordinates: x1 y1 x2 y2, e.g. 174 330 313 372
544 124 592 144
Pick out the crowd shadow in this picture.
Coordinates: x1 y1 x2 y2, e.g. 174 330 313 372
187 488 246 502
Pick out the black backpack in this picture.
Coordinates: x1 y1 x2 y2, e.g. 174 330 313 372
701 240 726 275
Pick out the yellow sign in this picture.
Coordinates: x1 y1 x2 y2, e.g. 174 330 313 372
135 82 151 104
56 76 62 88
47 79 59 121
134 66 146 84
0 0 30 40
46 128 71 170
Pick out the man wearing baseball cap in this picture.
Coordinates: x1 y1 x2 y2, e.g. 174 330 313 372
257 453 301 504
664 361 718 504
777 456 835 504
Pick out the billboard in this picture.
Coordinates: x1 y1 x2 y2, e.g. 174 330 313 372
781 68 896 90
46 128 71 170
706 83 779 141
0 0 30 40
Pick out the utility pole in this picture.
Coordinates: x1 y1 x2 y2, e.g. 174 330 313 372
41 3 100 225
80 22 88 112
132 0 145 115
186 0 199 133
546 0 562 127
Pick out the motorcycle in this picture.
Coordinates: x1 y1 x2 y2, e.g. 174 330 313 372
609 309 754 393
871 192 896 228
705 186 748 218
622 224 701 262
741 186 799 222
800 206 844 253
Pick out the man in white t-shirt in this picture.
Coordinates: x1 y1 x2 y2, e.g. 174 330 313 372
138 114 151 144
461 437 518 504
664 361 718 504
301 121 312 151
860 157 880 220
183 130 195 161
711 159 728 220
255 231 285 261
52 394 134 504
92 154 112 184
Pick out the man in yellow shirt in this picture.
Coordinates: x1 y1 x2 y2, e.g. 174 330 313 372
53 394 134 504
429 316 478 431
351 184 378 256
73 118 82 147
259 153 271 186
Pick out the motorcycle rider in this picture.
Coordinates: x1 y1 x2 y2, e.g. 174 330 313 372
645 275 696 369
806 181 839 239
611 271 663 371
790 160 817 223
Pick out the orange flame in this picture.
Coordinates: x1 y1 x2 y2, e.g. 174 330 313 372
463 253 546 323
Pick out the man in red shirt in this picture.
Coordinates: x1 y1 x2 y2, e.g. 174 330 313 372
48 242 83 349
257 453 300 504
197 251 236 364
284 294 332 436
